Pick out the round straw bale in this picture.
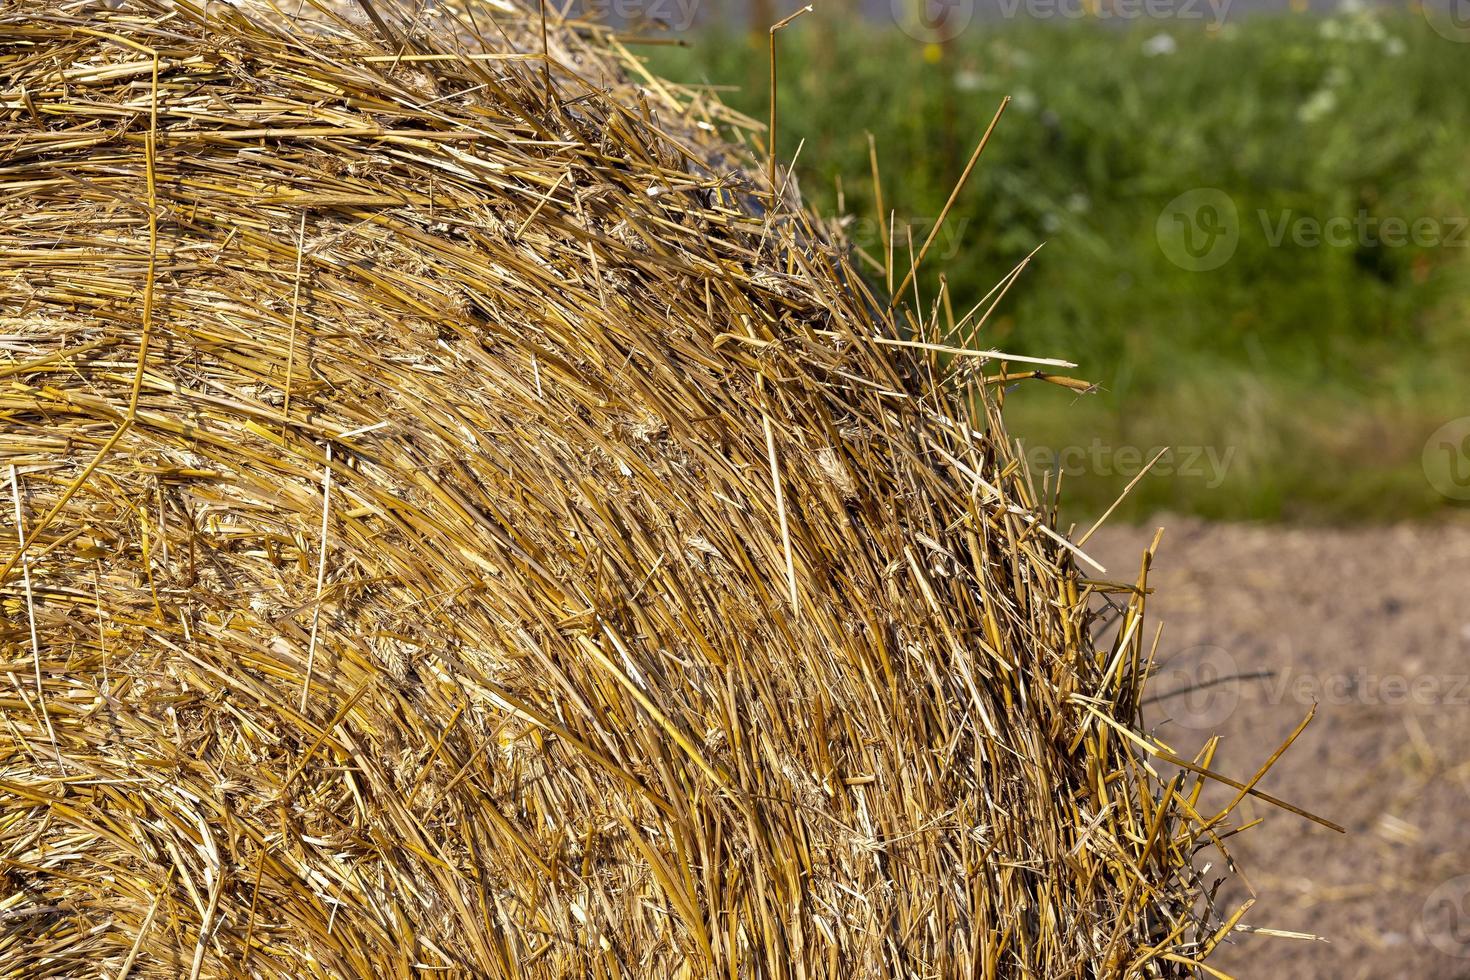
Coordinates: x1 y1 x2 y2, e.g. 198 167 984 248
0 2 1273 976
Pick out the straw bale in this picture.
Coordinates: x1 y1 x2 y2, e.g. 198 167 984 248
0 2 1301 976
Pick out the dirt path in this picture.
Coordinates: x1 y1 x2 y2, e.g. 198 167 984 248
1086 520 1470 979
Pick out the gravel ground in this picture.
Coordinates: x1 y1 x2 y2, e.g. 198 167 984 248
1087 519 1470 979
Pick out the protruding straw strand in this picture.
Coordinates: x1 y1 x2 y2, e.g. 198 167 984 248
890 96 1010 307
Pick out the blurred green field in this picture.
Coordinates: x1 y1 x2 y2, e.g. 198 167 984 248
646 7 1470 523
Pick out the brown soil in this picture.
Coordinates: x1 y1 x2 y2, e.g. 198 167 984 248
1087 520 1470 979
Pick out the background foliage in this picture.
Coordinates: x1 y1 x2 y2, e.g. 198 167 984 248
648 6 1470 521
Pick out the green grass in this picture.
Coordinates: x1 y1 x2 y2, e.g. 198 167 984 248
646 8 1470 522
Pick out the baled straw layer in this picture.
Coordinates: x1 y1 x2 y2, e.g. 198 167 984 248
1 2 1280 976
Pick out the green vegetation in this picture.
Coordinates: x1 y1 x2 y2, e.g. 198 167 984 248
647 7 1470 522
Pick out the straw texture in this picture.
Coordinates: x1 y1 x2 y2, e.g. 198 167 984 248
1 2 1283 976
